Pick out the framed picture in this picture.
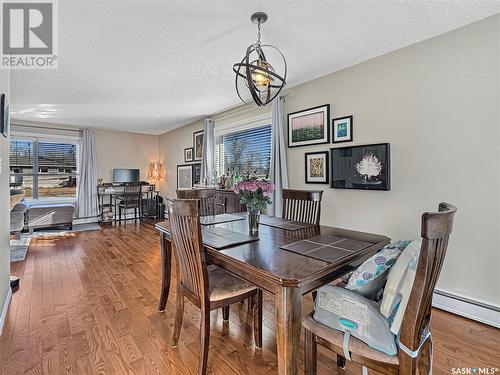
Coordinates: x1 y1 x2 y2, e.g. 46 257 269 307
193 130 204 161
184 147 194 162
1 94 9 138
193 163 201 185
330 143 390 191
332 115 353 143
305 151 329 184
288 104 330 148
177 164 193 189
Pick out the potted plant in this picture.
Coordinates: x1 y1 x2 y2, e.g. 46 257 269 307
234 177 276 234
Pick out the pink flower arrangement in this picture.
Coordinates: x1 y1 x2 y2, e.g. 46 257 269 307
234 178 276 210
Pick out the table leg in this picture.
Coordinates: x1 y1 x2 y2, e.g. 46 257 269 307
158 233 172 312
275 286 302 375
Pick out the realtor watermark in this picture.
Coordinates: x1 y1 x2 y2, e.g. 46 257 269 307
451 368 499 374
1 0 58 69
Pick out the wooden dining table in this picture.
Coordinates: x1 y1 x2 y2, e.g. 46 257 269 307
155 213 390 375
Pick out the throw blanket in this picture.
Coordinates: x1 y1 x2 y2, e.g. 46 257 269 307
380 239 422 334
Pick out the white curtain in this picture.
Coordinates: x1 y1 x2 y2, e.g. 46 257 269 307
269 96 289 217
77 128 98 218
201 118 215 185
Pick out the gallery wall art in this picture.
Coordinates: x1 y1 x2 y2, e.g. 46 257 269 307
330 143 390 190
288 104 330 147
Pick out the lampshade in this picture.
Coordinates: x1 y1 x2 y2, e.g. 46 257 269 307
148 161 163 181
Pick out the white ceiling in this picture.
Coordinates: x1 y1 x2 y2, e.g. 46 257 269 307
10 1 500 135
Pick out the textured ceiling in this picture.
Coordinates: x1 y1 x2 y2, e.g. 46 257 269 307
10 1 500 135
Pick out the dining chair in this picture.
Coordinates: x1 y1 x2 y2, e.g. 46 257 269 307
117 183 142 223
176 189 216 216
302 202 457 375
282 189 323 225
167 198 263 375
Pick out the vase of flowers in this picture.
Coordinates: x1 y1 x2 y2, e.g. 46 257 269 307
234 177 276 234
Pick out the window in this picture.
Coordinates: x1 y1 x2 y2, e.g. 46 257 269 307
10 138 78 199
216 124 272 178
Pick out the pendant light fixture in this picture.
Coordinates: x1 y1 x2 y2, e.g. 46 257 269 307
233 12 287 107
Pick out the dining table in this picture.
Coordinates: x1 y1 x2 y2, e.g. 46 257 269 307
155 213 390 375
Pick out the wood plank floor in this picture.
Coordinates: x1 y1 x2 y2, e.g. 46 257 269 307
1 223 499 375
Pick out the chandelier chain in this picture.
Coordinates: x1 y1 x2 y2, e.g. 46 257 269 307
257 19 262 45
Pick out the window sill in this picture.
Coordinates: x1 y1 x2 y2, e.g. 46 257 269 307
25 197 77 206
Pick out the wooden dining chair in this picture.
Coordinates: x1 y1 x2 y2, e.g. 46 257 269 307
176 189 216 216
282 189 323 225
167 199 263 375
302 202 457 375
117 183 142 223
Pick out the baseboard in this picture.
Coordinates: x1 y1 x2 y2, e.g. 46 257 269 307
74 216 98 225
0 287 12 337
433 289 500 328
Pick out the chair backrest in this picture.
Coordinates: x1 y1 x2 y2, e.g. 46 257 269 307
399 202 457 354
167 199 209 303
176 189 216 216
122 183 142 206
282 189 323 225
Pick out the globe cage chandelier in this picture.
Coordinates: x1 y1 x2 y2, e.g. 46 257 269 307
233 12 287 107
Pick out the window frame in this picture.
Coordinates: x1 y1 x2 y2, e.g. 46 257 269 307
10 135 80 200
215 115 272 179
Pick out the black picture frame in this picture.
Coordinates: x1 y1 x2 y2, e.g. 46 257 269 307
304 151 329 184
332 115 353 143
287 104 330 148
330 143 390 191
184 147 194 162
192 163 201 185
1 94 9 138
193 130 204 161
177 164 193 189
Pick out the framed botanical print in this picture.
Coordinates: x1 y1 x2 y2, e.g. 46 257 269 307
332 115 353 143
177 164 193 189
288 104 330 147
305 151 329 184
193 130 204 161
1 94 9 138
184 147 194 162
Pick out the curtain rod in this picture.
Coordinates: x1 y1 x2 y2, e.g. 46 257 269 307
12 122 81 133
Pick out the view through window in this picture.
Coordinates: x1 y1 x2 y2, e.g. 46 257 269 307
10 138 78 199
216 124 272 178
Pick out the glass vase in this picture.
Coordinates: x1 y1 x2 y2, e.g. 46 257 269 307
247 207 261 235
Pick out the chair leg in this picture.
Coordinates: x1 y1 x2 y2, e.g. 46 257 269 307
199 308 211 375
172 287 184 347
253 289 263 348
304 329 317 375
337 355 346 369
134 207 137 222
417 337 432 375
222 306 230 322
247 296 254 313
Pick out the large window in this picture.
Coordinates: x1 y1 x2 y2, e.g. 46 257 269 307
10 138 78 199
216 124 272 178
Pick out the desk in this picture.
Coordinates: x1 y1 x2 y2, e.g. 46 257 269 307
97 184 160 223
155 213 390 375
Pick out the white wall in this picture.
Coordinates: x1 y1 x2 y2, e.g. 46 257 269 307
94 128 159 183
159 15 500 306
0 60 11 331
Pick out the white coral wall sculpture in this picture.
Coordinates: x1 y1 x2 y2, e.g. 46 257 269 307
355 153 382 179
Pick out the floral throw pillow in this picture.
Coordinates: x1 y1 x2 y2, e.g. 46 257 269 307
345 240 413 298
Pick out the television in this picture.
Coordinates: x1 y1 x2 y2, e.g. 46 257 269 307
113 168 140 183
330 143 390 191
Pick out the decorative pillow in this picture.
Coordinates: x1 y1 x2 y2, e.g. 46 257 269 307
345 240 414 299
380 240 422 334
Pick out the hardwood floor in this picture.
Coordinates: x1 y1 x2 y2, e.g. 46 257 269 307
1 223 499 374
